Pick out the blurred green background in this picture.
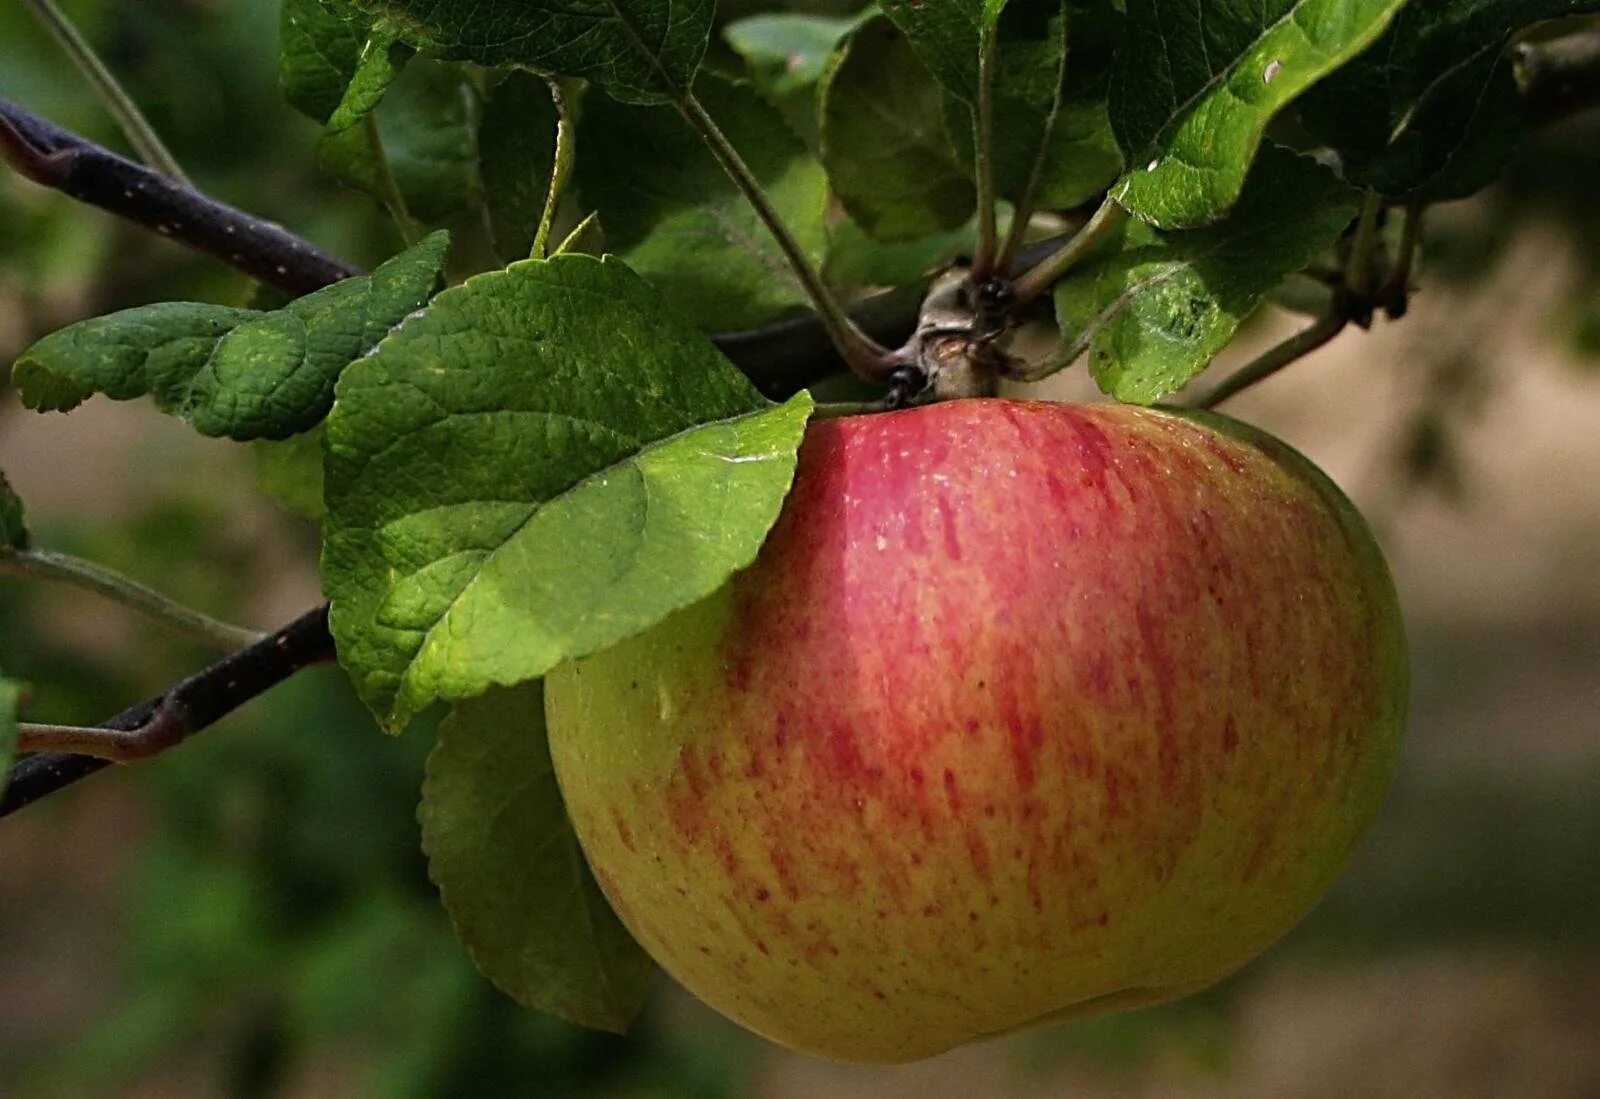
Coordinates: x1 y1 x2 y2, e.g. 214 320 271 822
2 2 1599 1096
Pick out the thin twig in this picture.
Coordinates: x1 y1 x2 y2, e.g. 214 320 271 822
531 79 574 259
969 30 1001 281
0 548 263 650
1010 196 1128 305
19 0 190 185
362 112 419 246
1186 312 1350 410
677 92 898 382
1379 201 1425 319
1 604 334 816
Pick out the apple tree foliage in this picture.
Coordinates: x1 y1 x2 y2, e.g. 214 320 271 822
4 0 1599 1037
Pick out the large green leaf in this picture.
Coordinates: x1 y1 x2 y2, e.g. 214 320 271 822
279 0 374 123
724 13 862 142
1298 0 1600 201
579 74 829 331
12 234 449 441
945 0 1122 212
351 0 713 105
0 472 28 551
479 72 559 263
1108 0 1406 228
421 681 655 1033
877 0 1006 104
1055 145 1358 402
322 253 813 731
255 427 327 522
821 16 976 243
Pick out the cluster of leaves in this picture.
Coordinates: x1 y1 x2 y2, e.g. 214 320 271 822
5 0 1597 1040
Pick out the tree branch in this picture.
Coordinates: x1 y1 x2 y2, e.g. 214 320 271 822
0 97 358 297
1 603 334 817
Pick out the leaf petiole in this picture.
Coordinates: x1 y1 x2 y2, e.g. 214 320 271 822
531 79 575 259
1010 196 1128 305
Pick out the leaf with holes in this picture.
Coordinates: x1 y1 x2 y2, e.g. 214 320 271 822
1109 0 1405 228
579 74 828 330
821 16 976 243
1055 146 1358 402
352 0 712 104
1298 0 1600 201
321 253 813 731
421 681 655 1032
11 234 449 441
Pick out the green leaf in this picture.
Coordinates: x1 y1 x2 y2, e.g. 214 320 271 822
0 471 29 551
320 59 483 225
578 74 829 331
351 0 713 105
826 216 976 291
421 681 655 1033
279 0 374 123
877 0 1007 104
724 13 862 142
315 25 416 195
944 0 1122 211
321 253 814 730
0 668 16 807
479 72 559 263
255 427 327 522
12 233 449 441
1055 145 1358 402
1108 0 1407 228
821 16 976 243
1298 0 1600 201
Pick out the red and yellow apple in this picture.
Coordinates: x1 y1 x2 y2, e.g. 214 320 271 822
544 398 1408 1063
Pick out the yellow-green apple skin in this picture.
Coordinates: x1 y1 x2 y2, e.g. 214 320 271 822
544 399 1408 1063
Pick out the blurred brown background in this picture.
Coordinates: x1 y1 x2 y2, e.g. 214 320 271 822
3 2 1599 1096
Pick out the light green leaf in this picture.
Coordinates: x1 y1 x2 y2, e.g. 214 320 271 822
421 681 655 1033
578 74 829 331
1 472 30 551
0 668 16 807
255 426 327 522
1108 0 1406 228
279 0 374 123
351 0 713 105
12 233 449 441
821 16 976 243
479 72 559 263
1298 0 1600 201
1055 145 1358 402
944 0 1122 211
724 12 863 142
322 253 814 730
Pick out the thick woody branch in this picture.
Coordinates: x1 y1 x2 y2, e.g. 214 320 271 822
0 98 357 297
1 603 334 818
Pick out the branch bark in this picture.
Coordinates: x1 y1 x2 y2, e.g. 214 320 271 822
1 604 334 818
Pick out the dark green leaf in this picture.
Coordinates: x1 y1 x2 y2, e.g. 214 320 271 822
352 0 713 104
876 0 1006 104
578 74 828 331
1108 0 1406 228
255 427 327 522
321 253 814 730
821 16 976 243
479 72 559 263
13 233 449 441
421 681 655 1033
1055 145 1358 402
1298 0 1600 200
826 216 975 291
279 0 374 123
0 472 30 551
724 13 862 141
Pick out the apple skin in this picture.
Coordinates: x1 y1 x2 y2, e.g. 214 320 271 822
544 398 1407 1063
